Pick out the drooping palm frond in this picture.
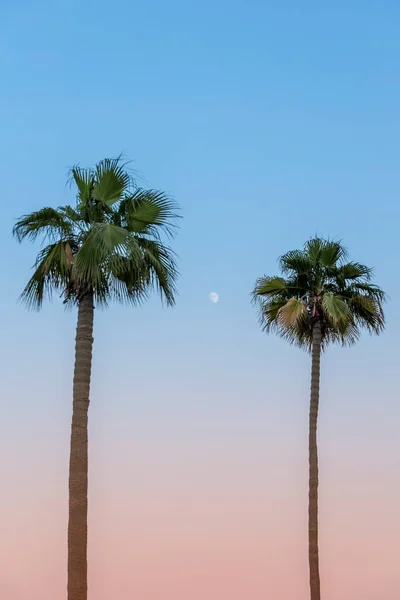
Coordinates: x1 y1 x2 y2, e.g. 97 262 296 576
256 297 288 332
20 241 73 309
135 237 179 306
106 254 151 306
13 207 74 243
252 236 385 351
349 294 385 333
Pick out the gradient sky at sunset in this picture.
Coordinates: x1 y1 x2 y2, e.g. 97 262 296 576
1 1 399 598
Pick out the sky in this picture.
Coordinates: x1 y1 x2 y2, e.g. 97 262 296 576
1 1 399 598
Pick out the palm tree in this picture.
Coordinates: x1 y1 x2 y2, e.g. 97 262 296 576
13 157 179 600
252 237 385 600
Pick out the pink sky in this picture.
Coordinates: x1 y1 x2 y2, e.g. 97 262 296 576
1 425 398 600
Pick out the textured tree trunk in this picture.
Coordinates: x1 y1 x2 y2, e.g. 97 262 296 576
309 320 322 600
68 291 94 600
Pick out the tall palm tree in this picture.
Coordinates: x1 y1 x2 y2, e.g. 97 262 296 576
252 237 385 600
13 157 179 600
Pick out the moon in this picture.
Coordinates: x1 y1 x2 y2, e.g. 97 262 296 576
209 292 219 304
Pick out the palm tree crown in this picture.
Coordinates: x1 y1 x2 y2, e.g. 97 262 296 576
252 237 385 349
13 157 179 308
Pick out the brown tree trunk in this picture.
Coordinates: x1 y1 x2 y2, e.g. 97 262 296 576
68 291 94 600
309 320 322 600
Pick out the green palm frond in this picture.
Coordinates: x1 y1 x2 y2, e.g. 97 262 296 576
252 276 288 298
280 250 312 276
136 237 178 306
120 188 180 238
346 282 386 301
69 166 95 206
349 294 385 333
59 204 83 223
106 254 152 307
92 157 132 206
20 241 72 309
74 223 141 286
305 237 348 266
256 297 288 332
285 274 310 296
304 237 324 263
318 240 347 267
108 275 150 306
334 261 373 282
322 293 350 327
13 208 74 243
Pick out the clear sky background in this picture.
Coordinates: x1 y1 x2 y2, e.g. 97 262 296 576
1 1 399 599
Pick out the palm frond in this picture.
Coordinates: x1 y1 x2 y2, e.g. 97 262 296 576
69 166 94 206
305 237 348 266
280 250 312 276
252 276 288 299
74 223 141 287
58 204 83 223
19 241 72 309
136 237 179 306
318 239 347 267
109 278 150 306
349 294 385 334
323 321 360 348
334 261 373 282
322 293 351 326
13 208 74 243
345 282 386 301
278 298 308 328
91 157 132 206
120 189 180 238
304 237 324 263
107 256 151 307
256 297 288 331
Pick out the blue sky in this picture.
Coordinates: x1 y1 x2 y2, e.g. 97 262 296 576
1 0 399 502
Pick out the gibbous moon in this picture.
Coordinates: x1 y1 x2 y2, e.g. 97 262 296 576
209 292 219 304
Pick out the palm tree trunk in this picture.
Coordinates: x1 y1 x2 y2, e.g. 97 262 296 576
309 320 322 600
68 291 94 600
